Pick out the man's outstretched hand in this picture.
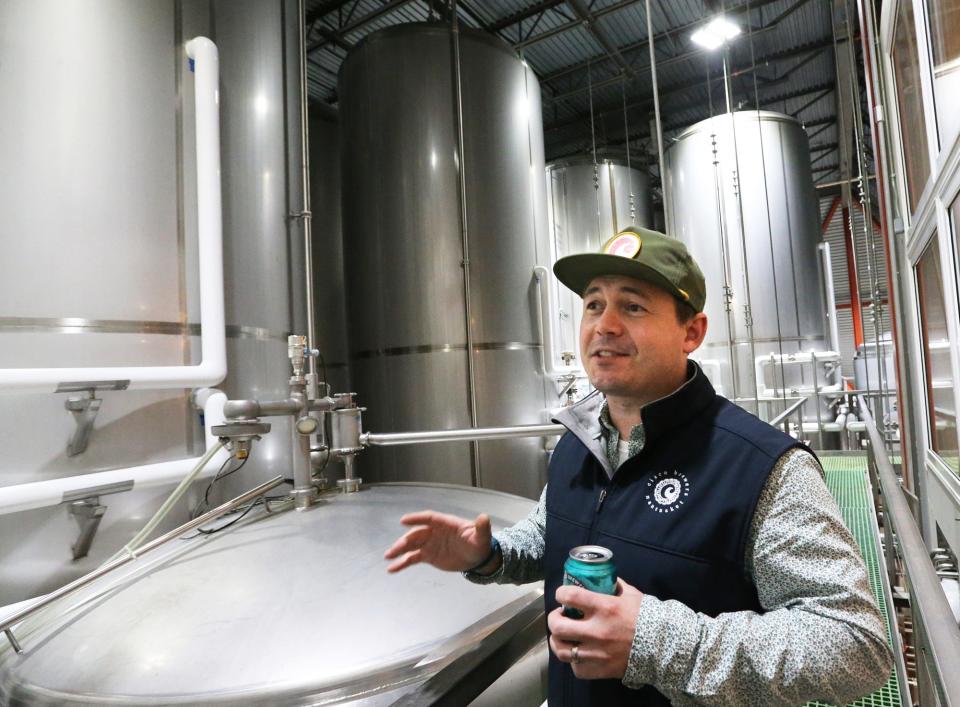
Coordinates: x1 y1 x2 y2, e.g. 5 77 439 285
384 511 495 573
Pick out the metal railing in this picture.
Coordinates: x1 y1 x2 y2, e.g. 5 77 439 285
859 396 960 705
768 395 809 429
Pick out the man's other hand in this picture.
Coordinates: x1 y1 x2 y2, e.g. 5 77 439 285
384 511 494 573
547 578 644 680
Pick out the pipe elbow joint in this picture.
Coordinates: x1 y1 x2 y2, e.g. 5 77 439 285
224 399 260 420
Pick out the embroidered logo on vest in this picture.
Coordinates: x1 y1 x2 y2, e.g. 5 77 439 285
645 471 690 513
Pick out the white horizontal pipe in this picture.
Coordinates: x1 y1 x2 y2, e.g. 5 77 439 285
755 350 843 399
0 390 228 516
533 266 584 380
0 37 226 395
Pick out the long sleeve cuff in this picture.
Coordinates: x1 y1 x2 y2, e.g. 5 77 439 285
463 532 508 584
623 593 698 691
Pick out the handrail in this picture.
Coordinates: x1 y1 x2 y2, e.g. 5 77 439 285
0 475 284 654
858 396 960 704
0 37 226 394
768 395 808 427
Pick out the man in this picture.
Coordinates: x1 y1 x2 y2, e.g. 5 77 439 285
384 227 892 705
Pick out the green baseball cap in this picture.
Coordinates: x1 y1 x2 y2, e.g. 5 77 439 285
553 226 706 313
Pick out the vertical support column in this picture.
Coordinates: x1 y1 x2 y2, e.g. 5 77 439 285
842 205 865 349
856 0 914 492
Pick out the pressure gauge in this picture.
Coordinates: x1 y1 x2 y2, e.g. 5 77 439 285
296 415 319 435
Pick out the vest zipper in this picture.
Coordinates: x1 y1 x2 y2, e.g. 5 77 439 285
595 488 607 512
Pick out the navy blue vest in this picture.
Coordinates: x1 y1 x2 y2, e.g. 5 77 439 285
545 369 805 706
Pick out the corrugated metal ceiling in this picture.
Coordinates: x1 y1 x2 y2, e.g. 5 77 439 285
304 0 867 187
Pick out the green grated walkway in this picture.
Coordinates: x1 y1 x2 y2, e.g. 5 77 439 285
805 455 902 707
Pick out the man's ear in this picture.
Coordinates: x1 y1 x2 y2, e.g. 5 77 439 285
682 313 708 354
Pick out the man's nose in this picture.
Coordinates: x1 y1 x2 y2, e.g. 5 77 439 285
595 306 624 335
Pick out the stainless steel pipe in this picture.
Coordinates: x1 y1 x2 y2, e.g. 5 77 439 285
361 424 566 447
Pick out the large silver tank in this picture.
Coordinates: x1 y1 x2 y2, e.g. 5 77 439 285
546 155 652 251
0 0 338 603
0 484 546 705
0 0 199 603
546 155 652 366
339 25 551 499
665 111 827 415
309 103 350 396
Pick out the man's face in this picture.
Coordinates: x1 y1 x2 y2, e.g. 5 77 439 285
579 275 703 403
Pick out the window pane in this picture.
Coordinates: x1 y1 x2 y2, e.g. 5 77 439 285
894 0 932 212
928 0 960 149
916 237 957 465
928 0 960 67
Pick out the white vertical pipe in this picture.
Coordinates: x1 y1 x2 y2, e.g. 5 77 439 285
819 242 842 359
533 266 584 379
0 37 226 395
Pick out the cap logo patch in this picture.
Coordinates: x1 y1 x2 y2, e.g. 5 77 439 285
603 232 642 259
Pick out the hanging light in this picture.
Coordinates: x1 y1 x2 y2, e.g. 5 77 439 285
691 16 741 50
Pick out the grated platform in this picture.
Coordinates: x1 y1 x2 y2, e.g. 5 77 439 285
805 454 902 707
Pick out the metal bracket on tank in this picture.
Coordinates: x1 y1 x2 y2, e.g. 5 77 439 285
65 391 102 457
58 381 130 457
68 497 107 560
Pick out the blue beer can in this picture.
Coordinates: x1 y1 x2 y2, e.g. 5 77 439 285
562 545 617 618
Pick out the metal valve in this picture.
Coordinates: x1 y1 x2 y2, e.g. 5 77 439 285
211 420 271 459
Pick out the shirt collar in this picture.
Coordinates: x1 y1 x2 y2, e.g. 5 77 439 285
597 360 716 451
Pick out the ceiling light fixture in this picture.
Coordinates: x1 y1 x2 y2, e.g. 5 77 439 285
691 16 741 50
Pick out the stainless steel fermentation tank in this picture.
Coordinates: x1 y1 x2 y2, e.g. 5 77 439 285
0 0 331 601
339 24 551 498
545 156 652 367
546 156 652 250
0 6 548 704
665 111 831 420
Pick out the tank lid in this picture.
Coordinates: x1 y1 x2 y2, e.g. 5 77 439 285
341 22 521 77
0 484 538 705
547 152 649 171
673 110 803 143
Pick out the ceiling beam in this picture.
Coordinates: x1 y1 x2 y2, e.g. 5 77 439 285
530 0 783 77
544 40 835 134
564 0 635 77
305 1 356 27
488 1 564 32
546 37 832 104
515 0 644 50
545 81 837 159
308 0 417 55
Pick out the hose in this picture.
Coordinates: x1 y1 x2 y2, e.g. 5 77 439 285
112 440 226 561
